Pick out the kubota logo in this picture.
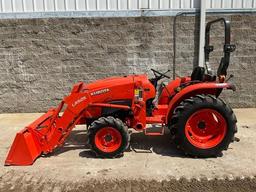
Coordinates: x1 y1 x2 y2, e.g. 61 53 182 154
72 96 86 107
91 88 110 96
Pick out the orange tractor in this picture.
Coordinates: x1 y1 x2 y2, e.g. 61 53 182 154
5 18 237 166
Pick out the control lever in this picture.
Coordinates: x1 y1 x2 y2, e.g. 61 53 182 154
225 74 234 82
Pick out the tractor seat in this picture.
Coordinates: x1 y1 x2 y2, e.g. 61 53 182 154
191 66 205 81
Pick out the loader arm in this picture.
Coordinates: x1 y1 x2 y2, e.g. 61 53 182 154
5 82 92 165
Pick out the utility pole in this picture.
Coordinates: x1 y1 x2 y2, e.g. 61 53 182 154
198 0 206 67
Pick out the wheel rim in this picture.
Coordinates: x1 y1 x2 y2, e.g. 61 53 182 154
95 127 122 153
185 109 227 149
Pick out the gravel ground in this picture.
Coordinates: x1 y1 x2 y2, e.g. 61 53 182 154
0 108 256 191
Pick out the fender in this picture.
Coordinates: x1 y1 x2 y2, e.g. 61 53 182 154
165 82 235 124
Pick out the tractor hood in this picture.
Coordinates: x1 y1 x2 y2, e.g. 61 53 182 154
79 74 155 103
85 74 147 90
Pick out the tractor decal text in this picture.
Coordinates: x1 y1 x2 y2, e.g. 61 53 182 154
91 88 110 96
72 96 87 107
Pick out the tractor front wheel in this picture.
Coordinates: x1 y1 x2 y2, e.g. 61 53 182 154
170 94 237 157
88 116 130 158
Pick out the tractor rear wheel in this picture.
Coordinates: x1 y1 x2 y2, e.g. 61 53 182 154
88 116 130 158
169 94 237 157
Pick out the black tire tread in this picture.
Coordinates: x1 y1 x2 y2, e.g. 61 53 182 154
88 116 130 158
169 94 237 157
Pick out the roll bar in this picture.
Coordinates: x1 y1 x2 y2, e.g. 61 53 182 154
204 18 236 76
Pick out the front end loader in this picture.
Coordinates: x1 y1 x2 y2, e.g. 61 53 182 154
5 18 237 166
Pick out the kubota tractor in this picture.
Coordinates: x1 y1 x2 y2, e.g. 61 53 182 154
5 18 237 166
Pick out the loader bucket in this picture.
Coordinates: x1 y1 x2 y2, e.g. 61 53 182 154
5 85 90 166
4 109 55 166
5 130 42 166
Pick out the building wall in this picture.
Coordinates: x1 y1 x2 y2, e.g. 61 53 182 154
0 14 255 113
0 0 255 13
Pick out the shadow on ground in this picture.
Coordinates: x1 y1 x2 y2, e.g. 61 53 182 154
49 126 185 158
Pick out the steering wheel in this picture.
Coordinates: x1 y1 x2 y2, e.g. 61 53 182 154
151 69 170 80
